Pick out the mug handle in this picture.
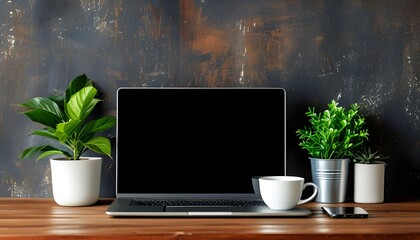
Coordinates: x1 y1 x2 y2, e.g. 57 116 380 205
297 182 318 205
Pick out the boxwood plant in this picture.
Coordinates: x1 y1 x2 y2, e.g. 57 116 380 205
296 100 369 159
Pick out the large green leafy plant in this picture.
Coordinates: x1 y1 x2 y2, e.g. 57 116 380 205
19 74 116 161
296 100 369 159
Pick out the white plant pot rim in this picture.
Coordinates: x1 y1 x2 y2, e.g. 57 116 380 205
51 157 102 161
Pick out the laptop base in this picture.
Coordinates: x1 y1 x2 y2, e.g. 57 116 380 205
106 198 312 217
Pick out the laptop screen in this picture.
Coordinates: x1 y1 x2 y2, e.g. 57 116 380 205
116 88 286 195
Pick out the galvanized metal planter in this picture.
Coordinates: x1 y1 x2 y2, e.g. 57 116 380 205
310 158 350 203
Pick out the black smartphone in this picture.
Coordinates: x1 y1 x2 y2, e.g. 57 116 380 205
322 206 369 218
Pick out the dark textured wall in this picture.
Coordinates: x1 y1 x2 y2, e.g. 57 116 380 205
0 0 419 199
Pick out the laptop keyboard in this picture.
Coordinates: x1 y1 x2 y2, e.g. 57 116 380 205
131 199 266 207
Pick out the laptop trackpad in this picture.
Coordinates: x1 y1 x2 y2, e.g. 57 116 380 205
165 206 244 212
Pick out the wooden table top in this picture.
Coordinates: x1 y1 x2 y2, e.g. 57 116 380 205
1 198 420 240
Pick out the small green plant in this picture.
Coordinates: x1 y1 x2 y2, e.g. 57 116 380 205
353 146 390 164
296 100 369 159
19 74 116 161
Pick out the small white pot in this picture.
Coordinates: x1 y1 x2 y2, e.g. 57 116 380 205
354 163 385 203
50 157 102 206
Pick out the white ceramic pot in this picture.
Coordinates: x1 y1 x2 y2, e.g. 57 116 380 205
50 157 102 206
354 163 385 203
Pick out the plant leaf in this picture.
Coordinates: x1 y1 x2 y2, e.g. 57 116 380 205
21 109 62 129
20 97 66 128
83 136 112 158
66 86 99 121
65 74 93 103
36 150 69 161
19 145 71 161
55 119 81 142
80 116 116 137
20 97 66 119
31 129 58 140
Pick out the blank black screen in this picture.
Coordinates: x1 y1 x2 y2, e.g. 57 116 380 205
117 88 285 194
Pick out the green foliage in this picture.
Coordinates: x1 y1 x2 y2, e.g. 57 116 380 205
296 100 369 159
19 74 116 161
353 146 390 164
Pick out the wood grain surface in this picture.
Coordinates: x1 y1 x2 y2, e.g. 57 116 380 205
0 198 419 239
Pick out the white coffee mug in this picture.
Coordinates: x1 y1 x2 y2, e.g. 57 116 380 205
259 176 318 210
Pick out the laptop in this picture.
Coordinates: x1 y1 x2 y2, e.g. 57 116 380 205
106 87 311 217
